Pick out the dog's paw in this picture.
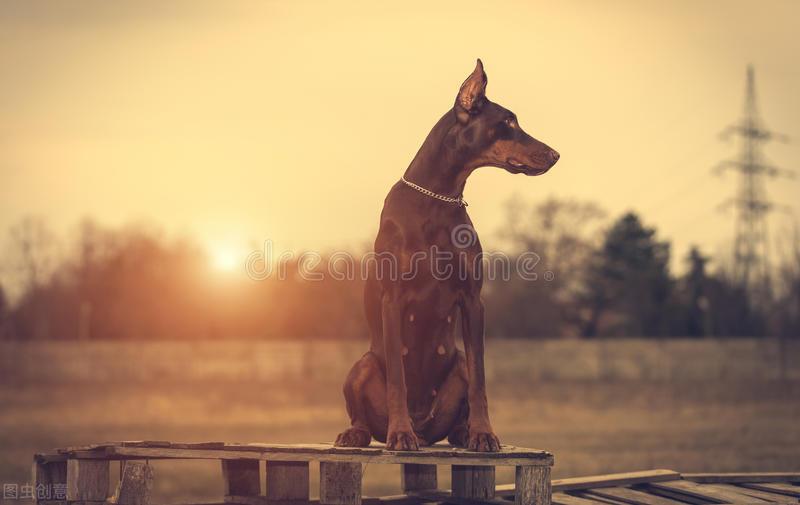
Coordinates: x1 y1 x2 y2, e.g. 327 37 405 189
386 429 420 451
334 427 371 447
467 429 501 452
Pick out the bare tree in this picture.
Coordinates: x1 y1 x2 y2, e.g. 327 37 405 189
7 216 58 293
489 195 606 337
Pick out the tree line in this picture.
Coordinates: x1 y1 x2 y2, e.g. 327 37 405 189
1 197 798 340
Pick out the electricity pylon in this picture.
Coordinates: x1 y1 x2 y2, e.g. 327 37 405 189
715 65 793 297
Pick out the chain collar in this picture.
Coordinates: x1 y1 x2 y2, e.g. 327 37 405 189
400 176 468 207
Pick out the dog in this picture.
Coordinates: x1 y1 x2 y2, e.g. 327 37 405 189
334 60 559 452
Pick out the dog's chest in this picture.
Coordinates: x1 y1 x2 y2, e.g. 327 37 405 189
380 215 483 281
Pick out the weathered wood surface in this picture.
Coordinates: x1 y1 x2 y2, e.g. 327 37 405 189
404 489 520 505
60 474 797 505
35 439 800 505
552 493 615 505
643 485 712 505
505 469 799 505
740 483 800 498
401 464 437 492
222 459 261 498
581 486 687 505
33 460 68 488
497 470 680 496
516 466 551 505
683 473 800 484
36 453 69 464
43 441 551 467
112 461 154 505
319 462 362 505
452 465 496 500
66 459 110 502
33 460 68 505
266 460 310 501
223 497 269 505
708 484 798 503
647 479 773 503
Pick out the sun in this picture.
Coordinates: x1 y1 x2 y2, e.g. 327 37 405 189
211 247 240 272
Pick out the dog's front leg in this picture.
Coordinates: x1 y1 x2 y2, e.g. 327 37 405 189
461 296 500 452
381 294 419 451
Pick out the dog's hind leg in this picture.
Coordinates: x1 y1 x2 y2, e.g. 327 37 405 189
335 352 388 447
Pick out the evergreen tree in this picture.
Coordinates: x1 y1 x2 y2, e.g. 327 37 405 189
579 212 671 337
681 247 711 337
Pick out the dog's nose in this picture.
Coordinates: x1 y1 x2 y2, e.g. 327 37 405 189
550 150 560 163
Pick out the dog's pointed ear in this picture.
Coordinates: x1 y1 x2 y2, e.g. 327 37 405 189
455 59 487 123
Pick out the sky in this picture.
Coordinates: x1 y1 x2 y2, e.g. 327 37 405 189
1 0 799 280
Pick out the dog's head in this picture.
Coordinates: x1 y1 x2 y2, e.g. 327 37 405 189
451 59 559 175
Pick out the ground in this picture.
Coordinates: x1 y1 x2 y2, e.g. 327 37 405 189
0 339 797 503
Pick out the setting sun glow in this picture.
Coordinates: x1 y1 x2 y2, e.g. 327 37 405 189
211 248 240 272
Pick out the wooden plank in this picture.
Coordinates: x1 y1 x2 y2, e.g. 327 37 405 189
282 491 653 505
709 484 797 503
697 482 793 502
116 446 549 466
66 460 110 502
58 441 223 451
406 488 518 505
222 496 266 505
452 465 496 500
683 474 800 484
161 500 424 505
648 480 773 503
553 471 681 493
498 470 680 496
33 460 68 486
516 465 551 505
582 487 694 505
371 495 432 505
266 461 310 501
187 499 416 505
319 462 362 505
368 495 422 505
740 484 800 498
400 464 437 492
553 494 623 505
640 485 710 505
33 460 68 503
35 453 69 464
112 461 153 505
222 460 261 497
223 497 269 505
53 443 552 467
167 502 228 505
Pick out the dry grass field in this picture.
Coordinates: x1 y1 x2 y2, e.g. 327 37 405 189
0 339 798 504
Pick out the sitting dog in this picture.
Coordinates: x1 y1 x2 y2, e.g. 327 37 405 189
335 60 559 451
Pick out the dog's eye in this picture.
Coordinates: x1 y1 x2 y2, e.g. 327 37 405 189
504 117 517 128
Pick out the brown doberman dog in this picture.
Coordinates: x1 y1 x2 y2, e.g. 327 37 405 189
334 60 559 452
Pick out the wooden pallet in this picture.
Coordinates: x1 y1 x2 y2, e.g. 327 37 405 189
32 442 800 505
33 441 553 505
543 470 800 505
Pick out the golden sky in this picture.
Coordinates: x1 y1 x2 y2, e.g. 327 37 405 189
1 0 799 271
